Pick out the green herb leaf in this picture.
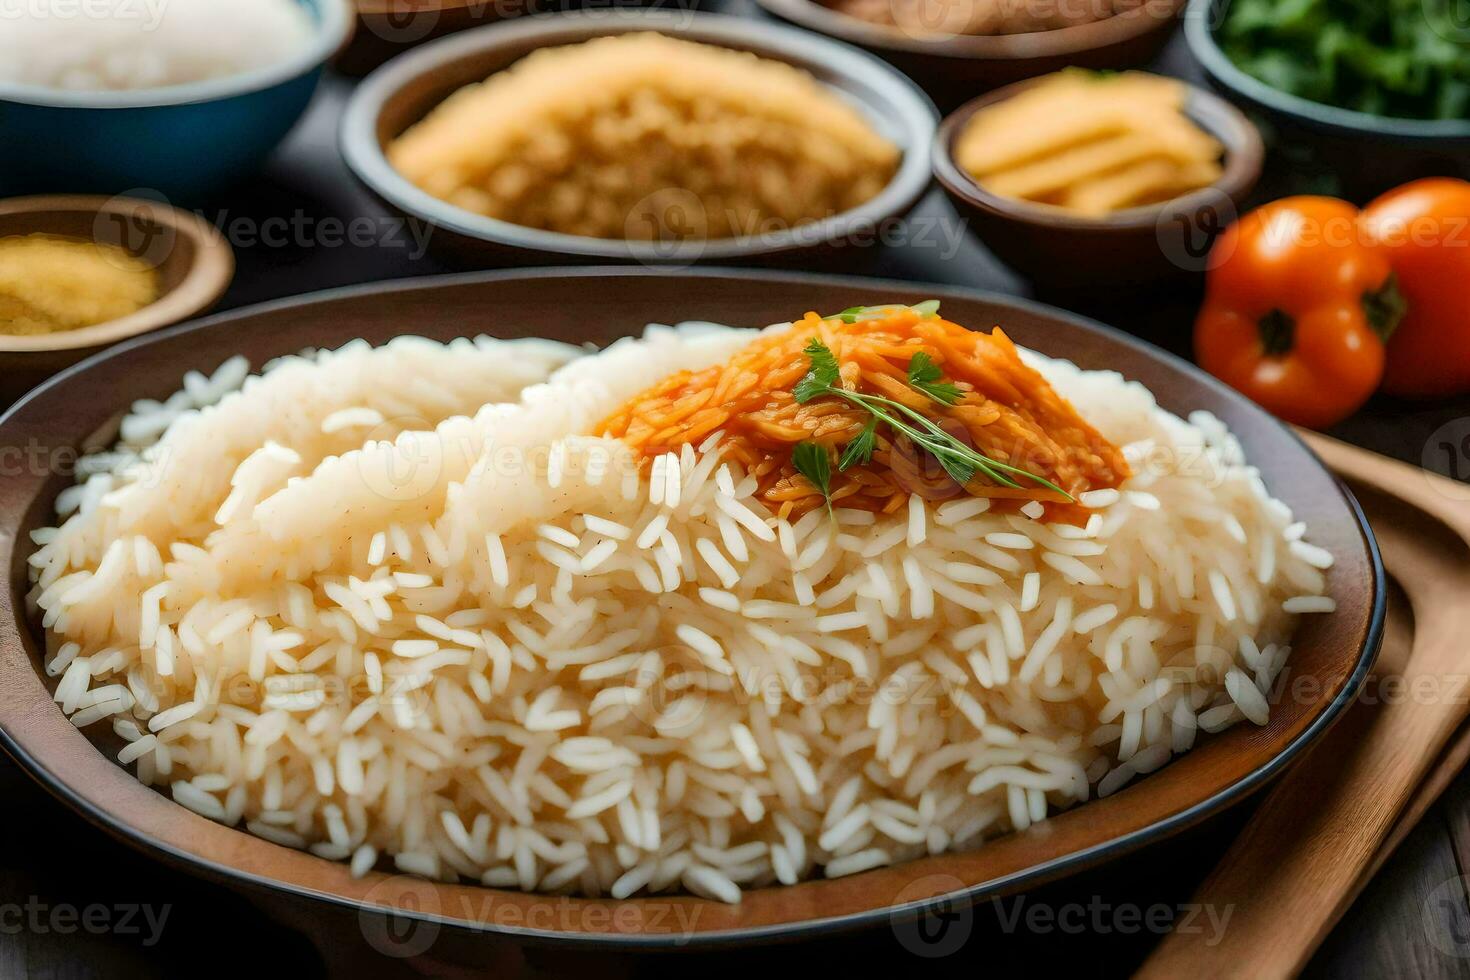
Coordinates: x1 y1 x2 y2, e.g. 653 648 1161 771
833 306 867 324
933 448 976 486
1220 0 1470 121
792 441 834 514
838 419 878 471
907 351 942 385
786 340 1073 506
906 352 963 406
839 387 1072 500
793 338 840 404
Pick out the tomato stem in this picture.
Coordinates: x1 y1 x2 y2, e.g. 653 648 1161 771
1258 309 1295 357
1363 273 1406 343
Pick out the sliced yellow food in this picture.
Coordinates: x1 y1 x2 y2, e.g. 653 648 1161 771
957 72 1186 177
955 70 1225 217
1059 157 1225 216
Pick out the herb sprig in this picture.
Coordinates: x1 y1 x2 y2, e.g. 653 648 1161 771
792 441 833 518
838 418 877 471
789 338 1073 509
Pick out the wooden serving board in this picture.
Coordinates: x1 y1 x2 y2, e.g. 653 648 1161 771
1138 433 1470 978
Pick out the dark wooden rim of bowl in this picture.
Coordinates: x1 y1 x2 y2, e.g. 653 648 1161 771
0 195 234 354
338 10 939 262
932 73 1264 232
0 0 356 110
1184 0 1470 143
354 0 494 12
752 0 1187 60
0 268 1384 947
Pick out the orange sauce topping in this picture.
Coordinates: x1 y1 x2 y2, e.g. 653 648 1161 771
596 307 1130 523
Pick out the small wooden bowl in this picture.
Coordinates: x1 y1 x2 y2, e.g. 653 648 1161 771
0 269 1382 955
753 0 1189 112
933 76 1263 290
0 195 234 404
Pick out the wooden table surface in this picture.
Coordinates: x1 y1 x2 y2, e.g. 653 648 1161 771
5 10 1470 977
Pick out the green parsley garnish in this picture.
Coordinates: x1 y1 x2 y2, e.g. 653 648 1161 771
789 339 1072 502
792 337 840 402
906 352 963 406
1220 0 1470 122
838 418 878 471
792 441 834 516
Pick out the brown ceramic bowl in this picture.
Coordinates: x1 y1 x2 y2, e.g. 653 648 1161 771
0 269 1382 953
340 10 938 269
0 195 234 405
753 0 1189 112
336 0 534 76
933 75 1263 290
339 0 721 75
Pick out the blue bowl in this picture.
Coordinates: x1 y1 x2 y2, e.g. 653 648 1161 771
0 0 354 203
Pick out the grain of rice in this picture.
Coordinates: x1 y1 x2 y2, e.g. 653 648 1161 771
1283 595 1336 614
683 865 742 904
322 407 385 434
1225 668 1271 725
1127 491 1161 510
985 532 1035 550
1079 488 1120 508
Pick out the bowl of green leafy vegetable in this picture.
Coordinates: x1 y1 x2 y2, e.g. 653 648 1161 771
1184 0 1470 198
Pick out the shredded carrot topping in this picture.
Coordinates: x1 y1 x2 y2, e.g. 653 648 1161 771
596 306 1130 523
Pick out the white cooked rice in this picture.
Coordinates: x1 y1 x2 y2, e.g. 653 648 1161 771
27 322 1333 901
0 0 315 93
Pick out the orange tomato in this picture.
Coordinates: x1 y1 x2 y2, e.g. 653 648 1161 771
1195 197 1398 430
1361 178 1470 398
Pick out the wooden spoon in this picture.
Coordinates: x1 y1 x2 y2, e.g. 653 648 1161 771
1136 432 1470 979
